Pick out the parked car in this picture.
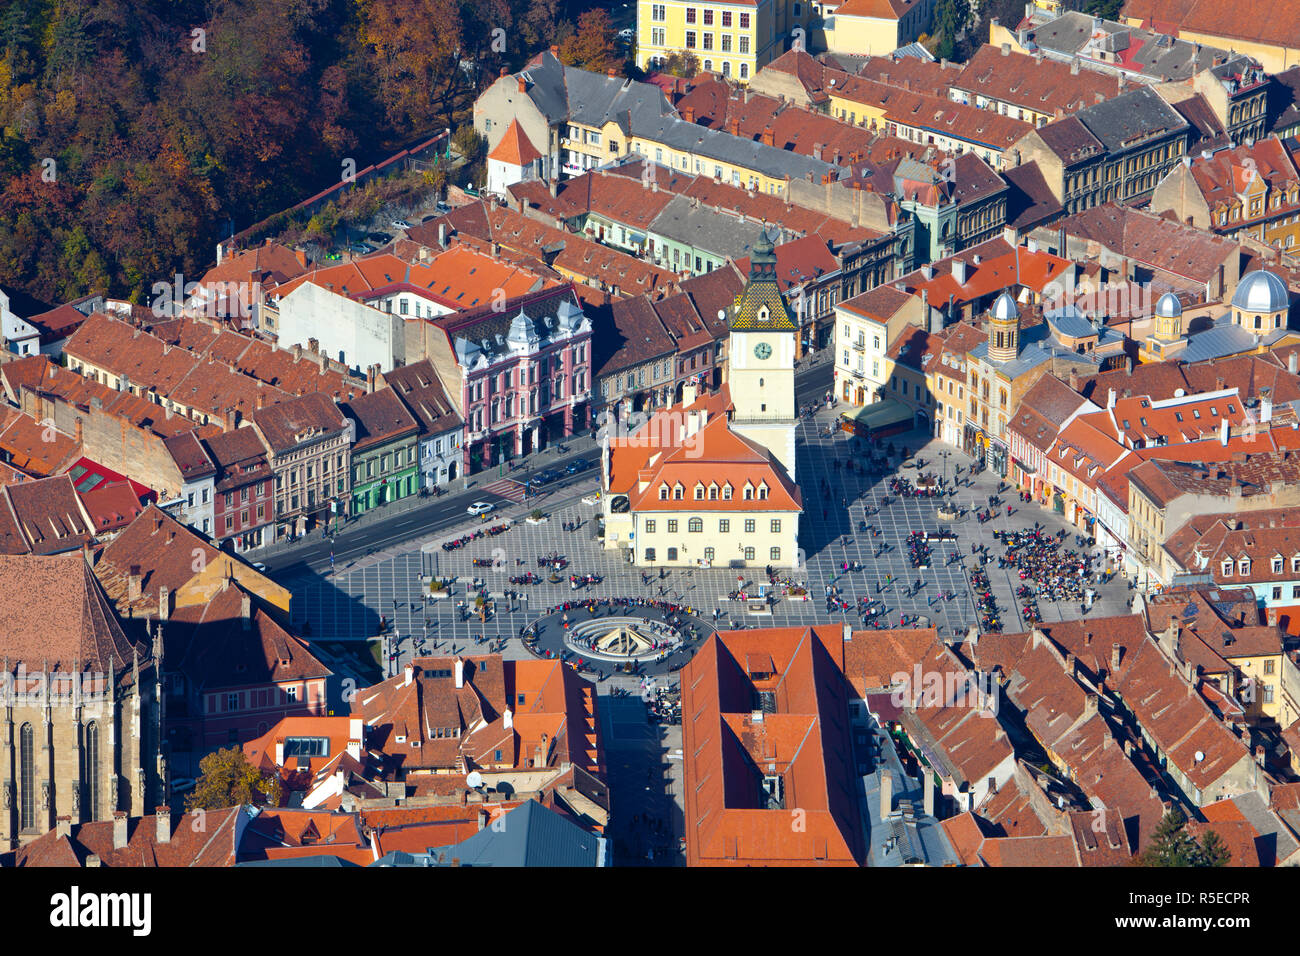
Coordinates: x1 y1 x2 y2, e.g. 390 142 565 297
251 562 268 572
391 219 412 230
467 501 495 516
435 201 452 214
581 492 600 506
366 232 391 245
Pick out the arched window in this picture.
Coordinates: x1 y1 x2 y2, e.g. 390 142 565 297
688 517 703 532
19 723 34 832
85 721 100 821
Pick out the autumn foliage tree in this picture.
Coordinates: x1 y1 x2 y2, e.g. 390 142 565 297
558 8 622 75
186 746 282 811
0 0 583 306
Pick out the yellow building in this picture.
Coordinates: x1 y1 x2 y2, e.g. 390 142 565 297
818 0 937 58
639 0 816 83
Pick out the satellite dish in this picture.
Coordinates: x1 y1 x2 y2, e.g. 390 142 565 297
466 770 483 789
1194 751 1205 763
717 309 726 321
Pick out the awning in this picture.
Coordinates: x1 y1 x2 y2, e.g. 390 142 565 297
841 399 914 430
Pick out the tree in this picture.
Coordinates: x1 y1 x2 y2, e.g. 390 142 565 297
1138 808 1232 867
186 746 282 811
661 50 700 79
557 8 621 75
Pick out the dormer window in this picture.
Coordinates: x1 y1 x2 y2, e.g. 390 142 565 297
659 483 669 500
1291 554 1300 574
673 482 684 500
757 481 769 500
1239 558 1251 576
743 482 754 501
708 482 719 500
1222 559 1234 577
757 306 770 323
694 482 705 500
721 483 733 500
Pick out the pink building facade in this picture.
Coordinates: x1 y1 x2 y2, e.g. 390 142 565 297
438 286 593 474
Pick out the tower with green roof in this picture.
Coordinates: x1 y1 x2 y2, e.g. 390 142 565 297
725 227 798 481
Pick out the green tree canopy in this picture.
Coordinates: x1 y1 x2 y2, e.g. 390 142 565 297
186 745 282 811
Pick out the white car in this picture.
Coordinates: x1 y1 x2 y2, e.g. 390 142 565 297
467 501 495 516
581 492 600 506
391 218 412 230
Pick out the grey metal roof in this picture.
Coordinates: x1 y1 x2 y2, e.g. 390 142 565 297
1074 86 1187 152
633 112 840 183
1027 11 1236 82
648 195 775 259
420 800 606 867
521 52 675 130
1178 318 1260 364
894 42 935 62
1046 305 1099 339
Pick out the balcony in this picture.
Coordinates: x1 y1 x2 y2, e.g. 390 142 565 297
852 340 866 352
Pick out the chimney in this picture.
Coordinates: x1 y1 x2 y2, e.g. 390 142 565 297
953 258 967 284
1071 58 1081 75
726 117 740 137
548 177 558 198
880 771 893 818
1111 644 1123 672
438 222 447 248
517 76 527 93
504 707 513 730
56 816 71 838
1084 692 1099 717
112 811 128 850
812 142 824 162
1107 388 1116 410
1220 417 1229 446
159 586 170 622
454 658 464 688
366 365 376 394
74 417 83 445
292 343 302 361
682 105 694 123
240 594 251 631
128 565 142 602
1291 352 1299 375
922 774 934 817
761 125 775 147
156 806 172 844
404 663 413 687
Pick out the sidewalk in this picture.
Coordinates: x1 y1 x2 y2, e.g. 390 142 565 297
255 431 602 564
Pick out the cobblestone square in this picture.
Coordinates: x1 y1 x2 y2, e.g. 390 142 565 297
284 408 1135 687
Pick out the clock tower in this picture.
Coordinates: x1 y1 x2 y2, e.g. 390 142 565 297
725 229 798 481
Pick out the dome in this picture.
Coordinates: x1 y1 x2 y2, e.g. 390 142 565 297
1155 292 1182 318
990 291 1019 322
1232 270 1289 313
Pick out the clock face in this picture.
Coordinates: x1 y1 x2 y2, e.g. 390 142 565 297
753 342 772 360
